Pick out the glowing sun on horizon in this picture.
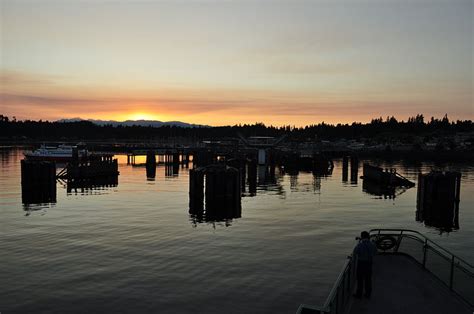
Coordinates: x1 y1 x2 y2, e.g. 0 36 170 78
127 112 161 121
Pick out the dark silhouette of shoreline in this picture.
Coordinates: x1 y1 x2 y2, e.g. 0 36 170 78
1 114 473 160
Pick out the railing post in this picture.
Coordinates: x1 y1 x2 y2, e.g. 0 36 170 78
341 271 345 307
394 230 403 252
422 239 428 269
347 259 351 295
449 255 455 291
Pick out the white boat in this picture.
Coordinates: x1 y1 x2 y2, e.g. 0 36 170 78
24 144 87 162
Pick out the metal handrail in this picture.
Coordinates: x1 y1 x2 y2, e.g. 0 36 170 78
296 228 474 313
370 228 474 307
296 257 353 313
369 229 473 268
297 254 356 314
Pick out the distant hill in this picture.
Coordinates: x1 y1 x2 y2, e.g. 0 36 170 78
57 118 208 128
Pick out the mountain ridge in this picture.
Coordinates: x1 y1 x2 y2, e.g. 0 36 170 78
57 118 208 128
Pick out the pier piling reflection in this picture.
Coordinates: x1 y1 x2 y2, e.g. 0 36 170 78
416 171 461 232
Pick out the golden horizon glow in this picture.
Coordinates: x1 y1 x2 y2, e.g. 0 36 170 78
125 112 163 121
1 1 472 126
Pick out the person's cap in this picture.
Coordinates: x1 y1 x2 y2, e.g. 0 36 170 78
361 231 370 239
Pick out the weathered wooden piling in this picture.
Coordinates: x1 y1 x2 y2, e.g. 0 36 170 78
342 156 349 182
173 152 179 165
227 158 247 192
312 154 334 175
248 158 257 195
189 164 241 222
146 150 156 178
183 153 190 168
193 150 215 168
269 164 276 181
189 168 204 211
241 162 247 192
21 160 57 204
350 156 359 183
416 171 461 231
127 154 136 165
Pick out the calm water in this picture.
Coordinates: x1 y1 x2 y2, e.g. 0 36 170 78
1 148 473 313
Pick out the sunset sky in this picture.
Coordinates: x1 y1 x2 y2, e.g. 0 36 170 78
1 0 472 126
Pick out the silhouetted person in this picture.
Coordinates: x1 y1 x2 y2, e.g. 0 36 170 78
353 231 377 298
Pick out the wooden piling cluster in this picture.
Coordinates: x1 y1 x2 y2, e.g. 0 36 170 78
247 158 257 195
192 150 216 168
312 154 334 175
21 160 57 204
416 171 461 231
146 150 156 178
342 156 349 182
227 157 247 192
189 164 241 222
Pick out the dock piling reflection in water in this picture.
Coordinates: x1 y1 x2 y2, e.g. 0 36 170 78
417 171 461 232
21 160 57 205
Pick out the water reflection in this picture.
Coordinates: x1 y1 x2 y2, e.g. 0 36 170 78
64 176 118 195
22 182 57 215
13 150 473 236
189 205 242 228
416 171 462 233
362 180 405 199
416 204 460 233
165 164 179 177
21 159 57 214
350 156 359 184
243 164 284 196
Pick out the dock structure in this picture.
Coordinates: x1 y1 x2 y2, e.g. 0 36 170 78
297 229 473 314
189 164 241 224
362 164 415 187
417 171 461 232
57 152 119 180
127 150 189 167
282 153 334 175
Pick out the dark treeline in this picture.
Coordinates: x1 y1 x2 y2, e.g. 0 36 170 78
0 114 472 142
